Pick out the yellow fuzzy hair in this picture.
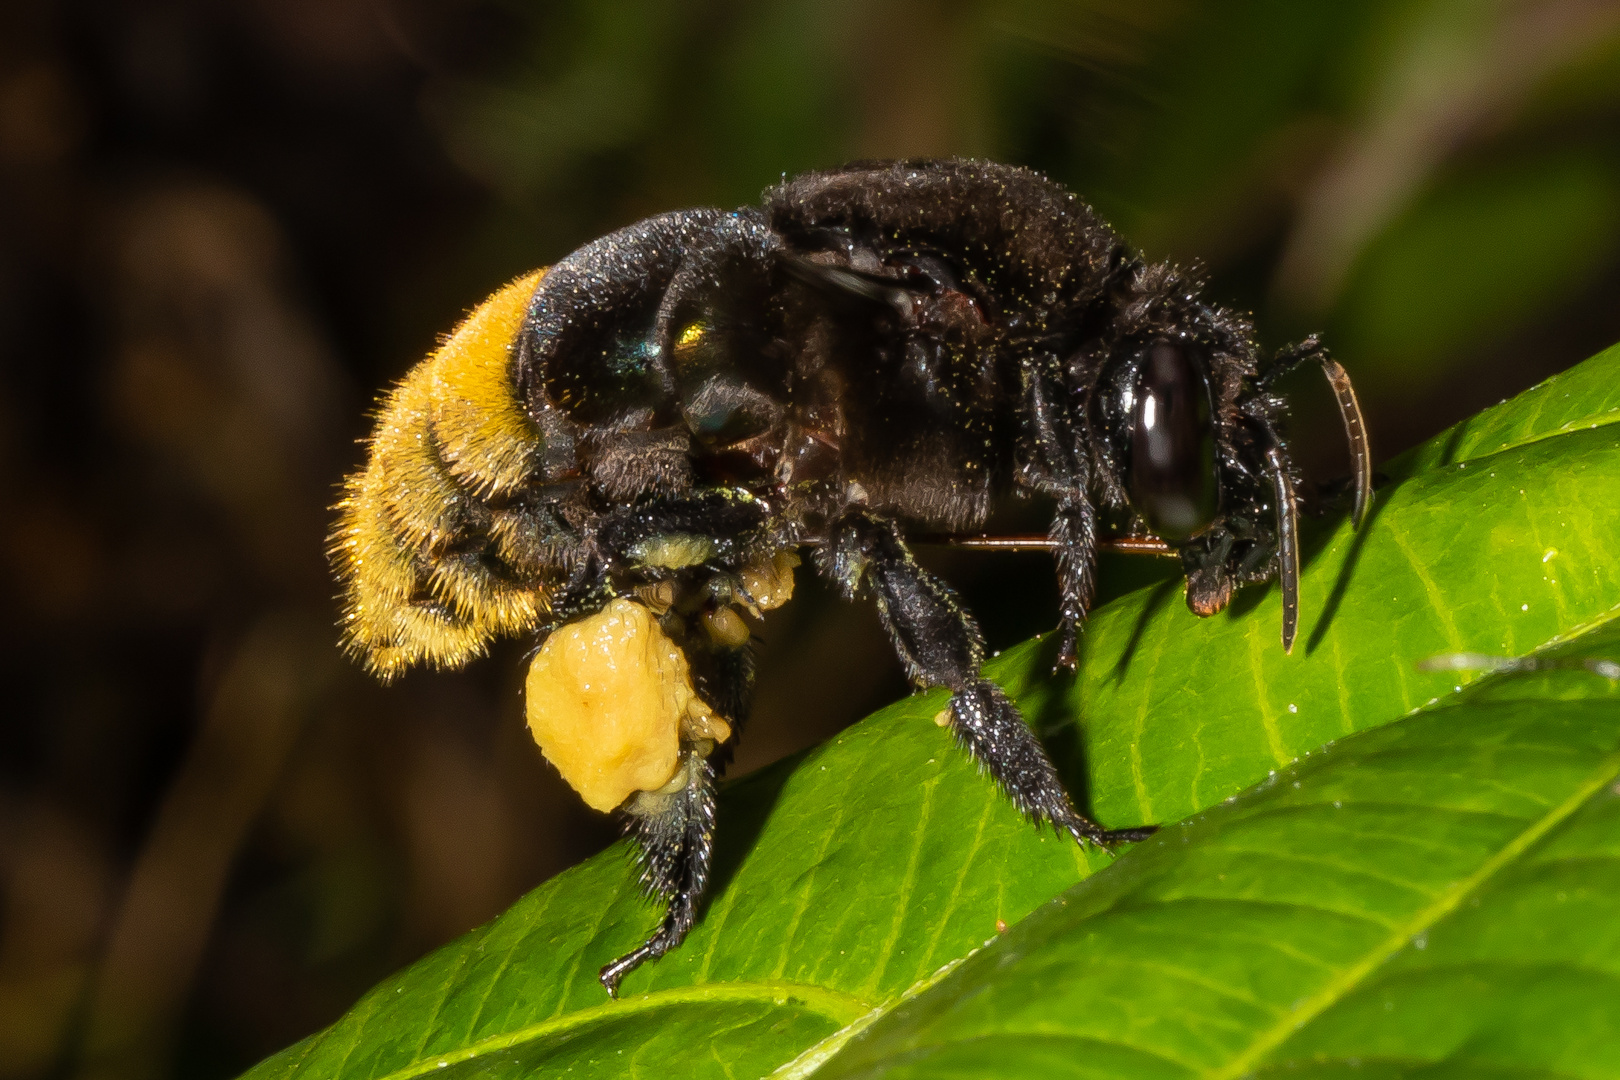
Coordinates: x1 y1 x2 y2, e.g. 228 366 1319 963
331 270 553 680
432 271 549 495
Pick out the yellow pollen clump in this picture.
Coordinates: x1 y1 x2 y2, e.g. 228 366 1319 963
633 579 678 613
739 550 800 611
703 606 751 648
629 533 717 570
525 598 725 812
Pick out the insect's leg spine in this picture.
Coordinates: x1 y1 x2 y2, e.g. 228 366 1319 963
820 512 1152 847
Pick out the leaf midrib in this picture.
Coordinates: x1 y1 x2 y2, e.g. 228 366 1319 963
366 980 874 1080
772 957 968 1079
801 741 1620 1078
1203 746 1620 1080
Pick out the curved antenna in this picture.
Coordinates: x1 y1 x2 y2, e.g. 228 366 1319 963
1320 358 1372 528
1265 447 1301 654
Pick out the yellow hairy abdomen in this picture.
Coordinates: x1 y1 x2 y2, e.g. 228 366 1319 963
332 269 551 677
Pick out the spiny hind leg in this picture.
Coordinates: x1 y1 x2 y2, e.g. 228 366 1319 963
822 511 1152 847
598 629 753 997
947 681 1153 845
601 751 717 997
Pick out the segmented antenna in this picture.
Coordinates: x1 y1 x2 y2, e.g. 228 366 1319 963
1265 447 1301 653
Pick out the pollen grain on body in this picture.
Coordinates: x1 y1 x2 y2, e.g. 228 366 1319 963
739 549 800 611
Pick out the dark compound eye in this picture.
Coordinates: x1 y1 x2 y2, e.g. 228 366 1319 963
1128 341 1219 542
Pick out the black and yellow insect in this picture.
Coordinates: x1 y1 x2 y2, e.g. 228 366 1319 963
331 159 1369 996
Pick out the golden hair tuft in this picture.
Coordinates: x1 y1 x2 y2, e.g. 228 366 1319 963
330 270 553 678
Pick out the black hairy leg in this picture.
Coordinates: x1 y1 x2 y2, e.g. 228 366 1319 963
1048 497 1098 673
822 512 1153 847
1018 368 1099 673
601 751 717 997
695 642 756 775
600 602 754 997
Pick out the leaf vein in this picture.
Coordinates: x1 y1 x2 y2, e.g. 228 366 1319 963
1202 747 1620 1079
919 790 994 972
366 980 873 1080
866 773 940 995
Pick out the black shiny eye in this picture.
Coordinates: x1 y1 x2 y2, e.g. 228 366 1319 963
1128 341 1219 542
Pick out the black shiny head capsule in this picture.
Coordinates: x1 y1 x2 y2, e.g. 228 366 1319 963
1127 340 1219 542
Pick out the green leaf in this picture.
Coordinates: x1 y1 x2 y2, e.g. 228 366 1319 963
241 343 1620 1080
811 621 1620 1079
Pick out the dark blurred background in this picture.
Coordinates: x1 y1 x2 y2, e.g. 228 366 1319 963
3 1 1619 1077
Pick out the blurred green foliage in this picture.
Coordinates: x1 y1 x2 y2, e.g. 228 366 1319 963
419 0 1620 464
